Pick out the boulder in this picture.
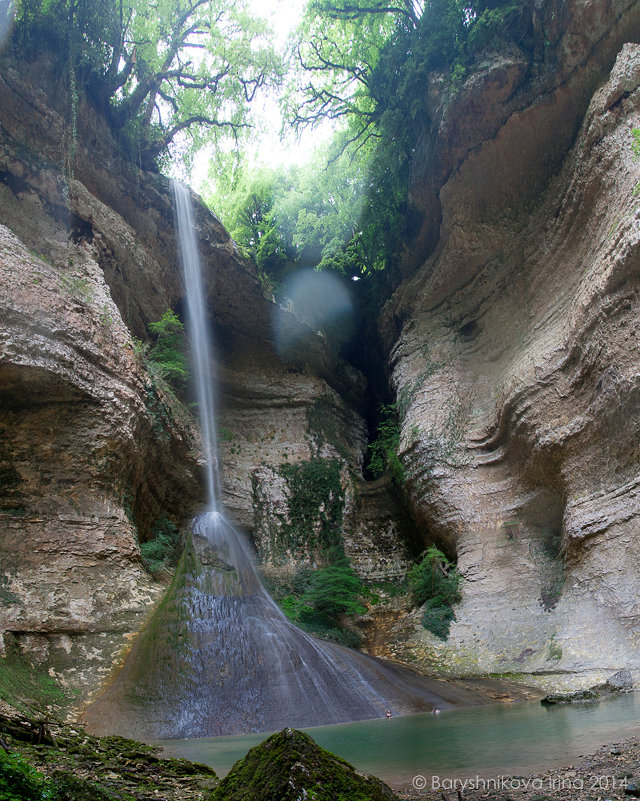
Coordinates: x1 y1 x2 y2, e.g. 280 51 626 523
212 727 398 801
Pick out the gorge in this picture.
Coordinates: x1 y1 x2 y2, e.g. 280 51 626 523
0 0 639 768
81 181 487 739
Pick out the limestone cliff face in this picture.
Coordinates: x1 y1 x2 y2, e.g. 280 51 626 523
383 7 640 687
0 59 210 705
0 51 403 709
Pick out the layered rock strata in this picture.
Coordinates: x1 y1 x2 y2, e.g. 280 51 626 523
384 39 640 687
0 51 411 709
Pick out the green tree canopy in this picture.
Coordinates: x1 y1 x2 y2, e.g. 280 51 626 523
10 0 282 167
205 131 379 285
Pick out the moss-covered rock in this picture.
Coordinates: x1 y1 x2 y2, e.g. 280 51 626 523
212 727 398 801
0 712 217 800
47 771 118 800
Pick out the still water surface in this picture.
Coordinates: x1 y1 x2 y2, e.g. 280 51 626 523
161 692 640 788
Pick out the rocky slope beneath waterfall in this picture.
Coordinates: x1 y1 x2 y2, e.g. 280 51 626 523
382 1 640 687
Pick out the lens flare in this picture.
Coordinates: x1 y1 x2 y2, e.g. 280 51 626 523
273 268 355 359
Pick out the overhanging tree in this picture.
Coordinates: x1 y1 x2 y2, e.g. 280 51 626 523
10 0 282 168
278 0 522 276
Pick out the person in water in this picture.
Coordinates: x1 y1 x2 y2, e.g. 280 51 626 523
385 710 392 718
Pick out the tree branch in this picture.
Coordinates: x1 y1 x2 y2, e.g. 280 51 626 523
143 115 249 160
311 0 417 26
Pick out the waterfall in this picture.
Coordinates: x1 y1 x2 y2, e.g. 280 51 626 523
82 181 467 741
173 182 219 509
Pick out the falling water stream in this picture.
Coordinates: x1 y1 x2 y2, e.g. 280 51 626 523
83 181 499 741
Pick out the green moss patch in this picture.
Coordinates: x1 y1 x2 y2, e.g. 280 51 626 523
277 458 344 556
0 646 76 718
212 727 397 801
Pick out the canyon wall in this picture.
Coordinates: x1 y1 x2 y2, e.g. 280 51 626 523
382 1 640 688
2 0 640 715
0 51 403 710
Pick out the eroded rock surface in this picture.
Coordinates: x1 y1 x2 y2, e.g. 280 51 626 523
0 48 412 711
0 203 202 705
383 39 640 687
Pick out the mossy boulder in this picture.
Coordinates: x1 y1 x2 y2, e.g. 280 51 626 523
212 727 398 801
541 688 600 705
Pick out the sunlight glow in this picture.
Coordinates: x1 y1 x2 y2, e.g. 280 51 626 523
192 0 335 192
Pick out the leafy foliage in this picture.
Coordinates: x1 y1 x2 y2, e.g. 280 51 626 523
269 0 524 279
210 165 295 288
206 131 376 287
264 550 365 649
139 515 181 576
208 0 525 296
11 0 282 167
409 546 460 607
367 403 403 484
421 602 455 640
148 310 189 391
408 546 461 639
304 559 366 618
289 0 522 140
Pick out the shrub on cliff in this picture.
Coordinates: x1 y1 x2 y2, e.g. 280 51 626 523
409 546 461 639
148 310 189 391
367 404 404 484
139 515 181 576
304 560 366 619
264 550 365 649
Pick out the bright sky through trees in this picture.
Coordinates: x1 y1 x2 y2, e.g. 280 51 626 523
192 0 333 191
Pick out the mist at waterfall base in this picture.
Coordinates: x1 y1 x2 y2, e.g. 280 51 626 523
82 181 482 741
